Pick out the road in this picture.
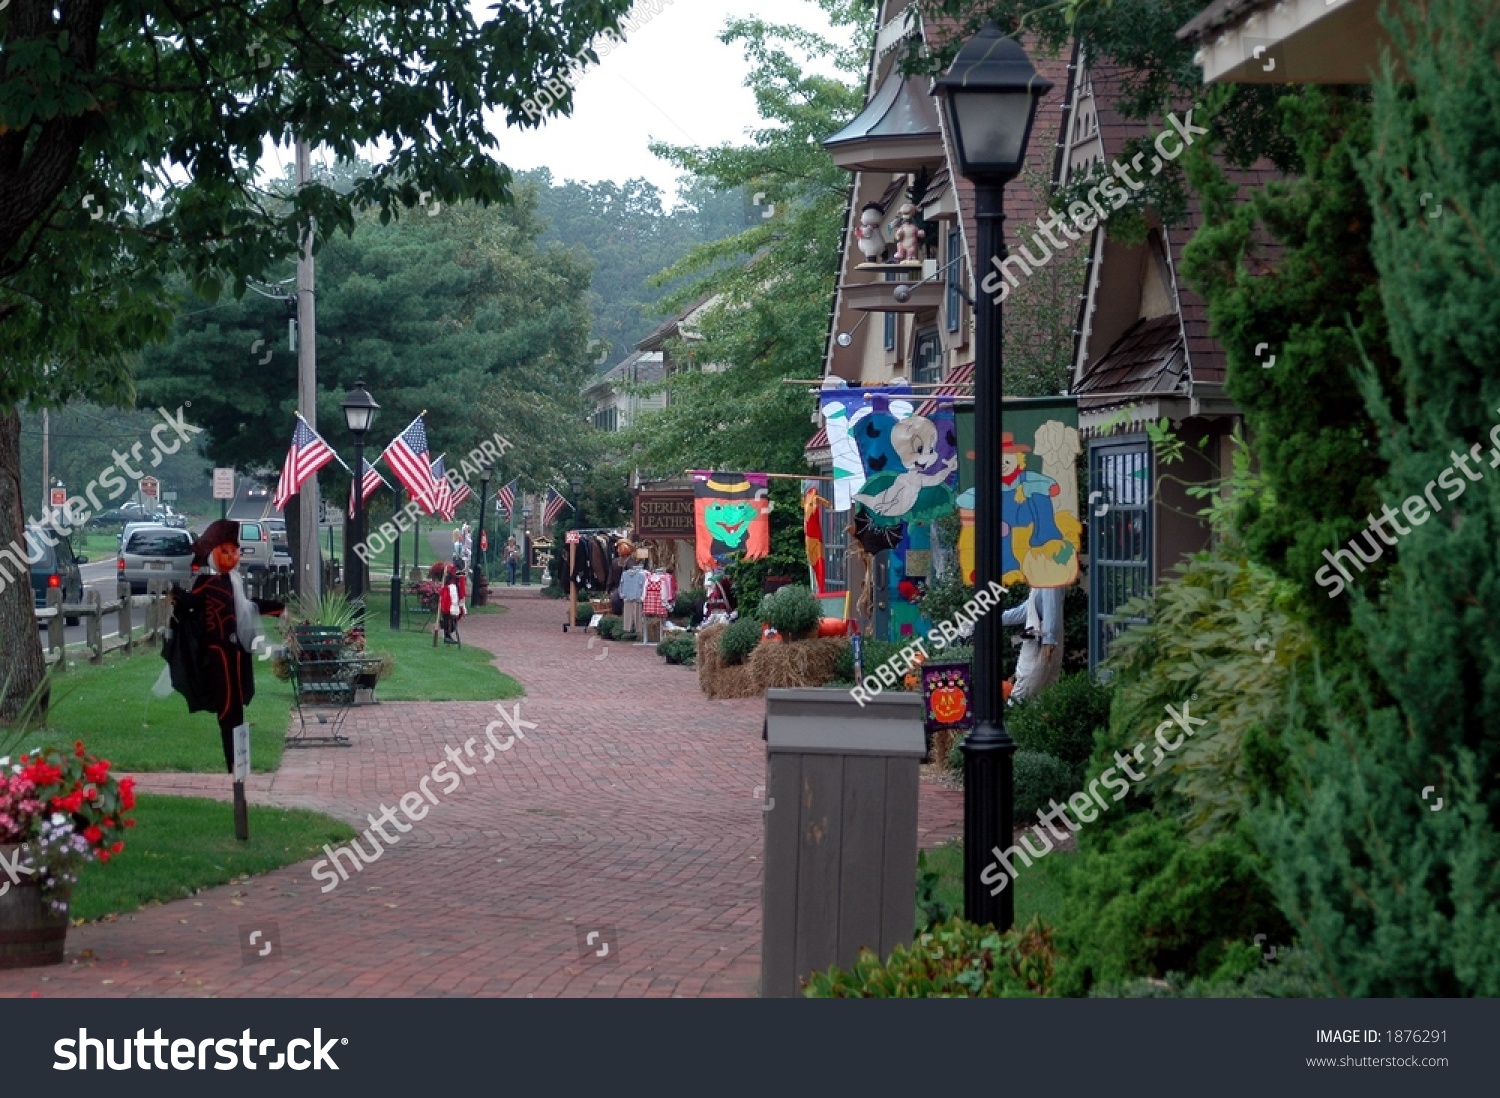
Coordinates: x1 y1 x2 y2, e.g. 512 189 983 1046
53 477 279 647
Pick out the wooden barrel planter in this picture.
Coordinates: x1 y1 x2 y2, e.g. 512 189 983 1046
0 844 70 969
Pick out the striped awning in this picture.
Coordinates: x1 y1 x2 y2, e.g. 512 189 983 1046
917 361 975 415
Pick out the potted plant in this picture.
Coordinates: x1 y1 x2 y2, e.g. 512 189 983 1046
0 742 136 969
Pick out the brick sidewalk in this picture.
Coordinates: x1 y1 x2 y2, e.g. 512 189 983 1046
0 587 962 998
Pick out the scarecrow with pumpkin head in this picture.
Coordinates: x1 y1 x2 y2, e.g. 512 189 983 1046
165 519 284 774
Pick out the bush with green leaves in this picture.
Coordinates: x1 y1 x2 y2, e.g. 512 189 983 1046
1089 946 1329 998
656 634 696 666
1007 672 1113 768
1054 816 1292 996
1012 750 1081 828
718 617 763 666
759 583 821 638
673 588 705 621
804 917 1056 998
596 614 623 641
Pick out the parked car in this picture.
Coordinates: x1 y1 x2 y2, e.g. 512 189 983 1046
87 503 150 529
238 519 273 572
265 518 291 568
118 525 198 595
27 524 85 626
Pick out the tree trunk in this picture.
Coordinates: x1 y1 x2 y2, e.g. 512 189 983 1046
0 409 50 722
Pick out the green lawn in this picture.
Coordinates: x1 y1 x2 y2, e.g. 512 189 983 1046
69 793 356 922
921 839 1067 929
337 591 522 702
43 654 293 774
75 532 122 559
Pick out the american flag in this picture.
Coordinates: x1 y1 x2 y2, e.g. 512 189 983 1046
496 479 518 519
543 487 571 527
449 477 472 513
348 457 387 519
426 455 454 521
273 416 335 513
381 414 437 506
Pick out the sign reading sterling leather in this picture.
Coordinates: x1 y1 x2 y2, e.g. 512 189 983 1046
634 490 696 539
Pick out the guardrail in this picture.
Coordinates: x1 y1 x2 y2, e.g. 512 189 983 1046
36 581 173 669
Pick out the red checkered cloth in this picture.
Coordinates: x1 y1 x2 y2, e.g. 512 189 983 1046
642 572 675 618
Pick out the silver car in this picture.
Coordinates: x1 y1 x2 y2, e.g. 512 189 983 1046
118 525 198 594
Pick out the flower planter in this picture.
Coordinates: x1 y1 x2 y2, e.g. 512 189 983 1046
0 844 70 970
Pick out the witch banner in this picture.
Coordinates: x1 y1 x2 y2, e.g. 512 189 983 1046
693 471 771 571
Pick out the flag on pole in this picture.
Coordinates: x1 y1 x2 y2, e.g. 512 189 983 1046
543 487 572 527
381 413 437 506
348 457 388 519
496 479 518 519
449 477 472 513
273 416 335 513
428 455 455 521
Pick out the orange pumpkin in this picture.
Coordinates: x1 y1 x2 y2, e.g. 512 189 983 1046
931 685 968 725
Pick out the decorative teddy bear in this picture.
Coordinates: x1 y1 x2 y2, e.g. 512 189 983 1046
893 202 925 263
855 203 887 262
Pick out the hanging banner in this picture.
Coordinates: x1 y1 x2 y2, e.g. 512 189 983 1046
693 471 771 571
922 661 975 739
1002 396 1082 589
801 480 830 594
955 403 976 585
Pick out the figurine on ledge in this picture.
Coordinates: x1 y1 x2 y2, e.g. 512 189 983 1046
892 202 926 263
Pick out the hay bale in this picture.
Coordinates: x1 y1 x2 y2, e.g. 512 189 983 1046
747 636 850 691
696 624 764 700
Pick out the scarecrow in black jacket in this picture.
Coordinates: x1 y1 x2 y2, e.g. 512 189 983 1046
167 520 283 773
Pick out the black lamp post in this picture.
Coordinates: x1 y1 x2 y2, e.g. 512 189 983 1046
933 24 1051 931
521 504 533 585
474 459 493 604
570 475 585 532
341 379 380 619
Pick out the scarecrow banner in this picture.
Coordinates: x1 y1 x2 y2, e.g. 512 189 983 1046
955 403 975 585
693 471 771 571
1002 396 1082 589
801 479 829 595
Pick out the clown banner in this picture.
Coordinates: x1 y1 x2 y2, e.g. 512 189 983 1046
693 471 771 571
1002 397 1081 589
801 480 829 595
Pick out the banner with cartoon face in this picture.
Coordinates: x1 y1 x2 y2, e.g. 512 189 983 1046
1002 397 1081 589
693 471 771 571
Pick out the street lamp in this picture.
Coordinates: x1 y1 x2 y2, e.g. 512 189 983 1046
474 459 493 605
570 475 585 532
933 24 1051 931
341 378 379 618
521 504 533 585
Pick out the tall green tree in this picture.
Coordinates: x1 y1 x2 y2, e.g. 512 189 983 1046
622 0 871 478
0 0 632 716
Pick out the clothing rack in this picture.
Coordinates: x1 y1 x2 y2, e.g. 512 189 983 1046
564 528 629 632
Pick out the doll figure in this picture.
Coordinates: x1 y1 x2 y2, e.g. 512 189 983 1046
893 202 926 263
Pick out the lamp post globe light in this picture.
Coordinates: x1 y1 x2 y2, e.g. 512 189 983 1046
570 475 585 531
932 24 1051 931
341 378 379 618
474 459 493 605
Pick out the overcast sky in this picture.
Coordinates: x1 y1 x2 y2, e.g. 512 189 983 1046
494 0 846 202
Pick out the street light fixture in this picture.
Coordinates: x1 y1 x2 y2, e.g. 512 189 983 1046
933 23 1051 932
569 475 585 532
521 504 533 586
341 378 380 617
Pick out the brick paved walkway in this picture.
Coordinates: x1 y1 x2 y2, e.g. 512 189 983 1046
0 587 963 998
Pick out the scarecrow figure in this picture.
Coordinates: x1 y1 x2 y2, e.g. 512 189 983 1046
166 520 283 774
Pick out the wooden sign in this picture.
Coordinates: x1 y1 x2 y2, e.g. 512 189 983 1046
634 489 695 539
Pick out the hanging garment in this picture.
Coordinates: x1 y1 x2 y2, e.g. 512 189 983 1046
619 566 648 602
643 571 676 618
622 599 643 634
570 542 596 589
589 536 609 592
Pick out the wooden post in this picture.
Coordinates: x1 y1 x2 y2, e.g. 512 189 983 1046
45 587 64 670
119 591 133 655
85 589 103 663
232 724 250 841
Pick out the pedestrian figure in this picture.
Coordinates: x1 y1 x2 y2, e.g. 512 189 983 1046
1002 585 1065 702
505 537 520 586
439 562 466 646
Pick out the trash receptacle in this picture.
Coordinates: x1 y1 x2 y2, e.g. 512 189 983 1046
760 687 926 998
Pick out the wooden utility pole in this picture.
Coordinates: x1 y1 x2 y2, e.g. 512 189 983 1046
296 137 322 602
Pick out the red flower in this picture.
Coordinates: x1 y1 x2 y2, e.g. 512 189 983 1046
110 841 124 854
97 850 111 864
74 741 86 757
119 778 136 810
83 786 97 801
83 825 103 844
84 761 110 784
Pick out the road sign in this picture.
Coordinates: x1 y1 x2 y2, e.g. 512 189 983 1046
50 488 66 507
212 468 235 500
140 476 160 499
